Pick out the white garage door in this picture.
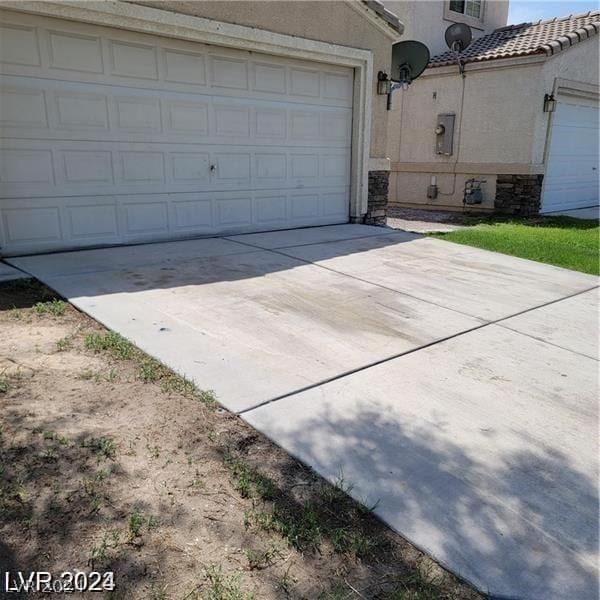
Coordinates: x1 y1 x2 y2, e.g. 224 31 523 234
0 11 353 255
541 93 599 214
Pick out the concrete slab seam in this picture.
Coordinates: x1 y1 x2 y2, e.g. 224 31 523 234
238 284 600 415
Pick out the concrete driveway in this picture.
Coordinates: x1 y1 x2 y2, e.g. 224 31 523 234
8 224 599 600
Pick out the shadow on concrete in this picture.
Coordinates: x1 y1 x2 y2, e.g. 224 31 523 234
6 229 420 299
247 404 599 599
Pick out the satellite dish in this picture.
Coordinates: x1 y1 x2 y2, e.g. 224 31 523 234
445 23 472 53
390 40 430 88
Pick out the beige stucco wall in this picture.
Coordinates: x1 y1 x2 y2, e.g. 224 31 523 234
129 1 398 160
385 0 508 56
389 35 600 210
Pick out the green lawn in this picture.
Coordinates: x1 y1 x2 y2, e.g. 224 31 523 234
431 217 599 275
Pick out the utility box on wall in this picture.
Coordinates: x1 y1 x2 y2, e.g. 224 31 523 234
435 113 455 156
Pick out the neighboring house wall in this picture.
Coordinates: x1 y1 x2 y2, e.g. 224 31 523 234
385 0 508 55
389 35 600 213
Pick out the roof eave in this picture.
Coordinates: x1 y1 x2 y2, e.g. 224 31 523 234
345 0 404 40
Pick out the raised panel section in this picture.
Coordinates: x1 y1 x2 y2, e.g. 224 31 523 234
210 56 248 89
216 197 251 225
323 72 353 101
0 24 40 66
255 195 287 223
109 40 158 80
290 111 319 139
68 203 118 238
0 88 47 128
62 151 113 183
255 109 286 138
291 194 319 218
291 68 319 97
323 112 352 141
3 207 61 242
322 154 349 178
255 154 286 179
115 97 161 133
214 105 249 137
120 152 164 183
173 199 212 230
48 31 103 73
171 153 210 182
215 154 251 181
164 49 206 85
0 149 53 184
291 154 318 179
253 63 286 94
167 101 208 134
322 192 348 217
56 93 109 130
124 202 168 233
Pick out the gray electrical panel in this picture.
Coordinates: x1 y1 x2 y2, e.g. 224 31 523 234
435 113 455 156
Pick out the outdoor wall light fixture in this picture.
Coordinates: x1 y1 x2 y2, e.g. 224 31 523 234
543 93 557 113
377 71 391 95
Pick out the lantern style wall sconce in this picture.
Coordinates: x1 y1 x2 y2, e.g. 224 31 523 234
377 71 391 95
543 93 556 113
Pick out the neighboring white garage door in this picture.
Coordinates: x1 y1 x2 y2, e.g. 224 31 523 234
541 93 599 214
0 11 353 255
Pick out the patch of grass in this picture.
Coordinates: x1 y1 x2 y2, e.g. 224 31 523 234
161 373 217 407
84 332 135 360
225 455 277 501
55 336 74 352
0 378 9 394
431 217 599 275
32 299 68 316
82 436 117 459
245 504 322 553
330 527 376 558
200 564 254 600
244 544 282 570
128 508 145 539
89 529 121 568
140 357 165 382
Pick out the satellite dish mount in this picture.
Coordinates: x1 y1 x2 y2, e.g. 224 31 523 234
444 23 472 76
381 40 430 110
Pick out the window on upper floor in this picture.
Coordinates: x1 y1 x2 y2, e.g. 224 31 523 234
449 0 482 19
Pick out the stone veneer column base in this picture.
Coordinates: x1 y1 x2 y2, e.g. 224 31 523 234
364 170 389 226
495 174 544 216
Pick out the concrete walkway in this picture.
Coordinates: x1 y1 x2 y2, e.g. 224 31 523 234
8 225 599 600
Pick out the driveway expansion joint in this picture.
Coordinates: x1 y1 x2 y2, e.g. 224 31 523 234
239 284 600 415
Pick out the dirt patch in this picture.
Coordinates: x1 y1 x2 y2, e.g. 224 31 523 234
0 279 482 599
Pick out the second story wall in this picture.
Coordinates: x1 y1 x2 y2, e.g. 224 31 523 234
386 0 509 55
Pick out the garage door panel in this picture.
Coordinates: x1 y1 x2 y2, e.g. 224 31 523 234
542 94 599 213
0 187 350 254
0 75 352 147
1 140 348 197
0 10 352 254
0 11 352 108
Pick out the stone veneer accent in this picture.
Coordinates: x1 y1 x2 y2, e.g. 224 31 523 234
365 170 389 225
495 174 544 216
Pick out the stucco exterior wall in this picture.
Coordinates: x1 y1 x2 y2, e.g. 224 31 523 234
385 0 508 56
389 35 600 211
129 1 398 160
